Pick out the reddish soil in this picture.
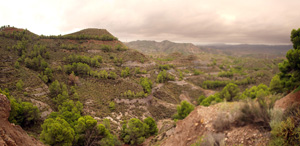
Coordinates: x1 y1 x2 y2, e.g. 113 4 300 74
0 94 45 146
2 27 24 33
274 90 300 110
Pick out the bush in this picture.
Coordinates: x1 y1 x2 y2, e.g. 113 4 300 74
269 75 283 94
219 83 240 101
140 77 152 94
156 70 175 83
143 117 158 136
197 95 206 105
158 64 173 70
16 79 24 91
121 67 130 78
241 83 270 99
14 61 20 69
236 97 274 130
200 94 222 106
116 44 127 51
173 101 194 120
101 45 111 52
121 118 157 145
218 71 233 77
109 101 115 111
193 70 203 75
269 103 300 146
121 90 147 99
213 112 232 132
64 62 91 76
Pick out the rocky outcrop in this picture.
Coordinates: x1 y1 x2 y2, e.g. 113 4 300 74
0 94 45 146
153 102 269 146
274 90 300 110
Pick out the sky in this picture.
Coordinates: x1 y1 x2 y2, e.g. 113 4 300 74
1 0 300 44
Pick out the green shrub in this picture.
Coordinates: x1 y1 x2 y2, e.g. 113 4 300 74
14 61 20 69
219 83 240 101
218 71 233 77
121 90 147 99
109 101 115 111
116 44 127 51
269 75 283 94
241 83 270 99
193 70 203 75
108 71 117 79
140 77 152 94
101 45 112 52
197 95 206 105
156 70 175 83
158 64 173 70
121 117 157 145
16 79 24 91
143 117 158 136
64 62 91 76
173 101 194 120
121 67 130 78
200 94 222 106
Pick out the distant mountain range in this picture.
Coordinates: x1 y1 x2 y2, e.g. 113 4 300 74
199 44 292 58
125 40 203 55
126 40 291 58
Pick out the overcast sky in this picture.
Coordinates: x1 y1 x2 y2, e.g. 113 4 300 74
1 0 299 44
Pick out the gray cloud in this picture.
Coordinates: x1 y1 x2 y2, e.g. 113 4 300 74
1 0 300 44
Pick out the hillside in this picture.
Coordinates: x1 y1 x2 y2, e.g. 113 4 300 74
125 40 203 55
0 25 293 146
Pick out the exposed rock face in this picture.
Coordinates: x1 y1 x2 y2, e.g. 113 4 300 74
0 94 45 146
274 90 300 110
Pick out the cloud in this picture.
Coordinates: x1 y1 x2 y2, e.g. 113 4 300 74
1 0 300 44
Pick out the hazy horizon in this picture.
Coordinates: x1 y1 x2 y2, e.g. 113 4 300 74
1 0 300 45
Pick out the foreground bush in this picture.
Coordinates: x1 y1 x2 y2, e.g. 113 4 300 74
269 103 300 146
40 117 75 146
236 97 274 130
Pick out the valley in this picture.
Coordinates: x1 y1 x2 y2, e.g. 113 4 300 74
0 25 299 146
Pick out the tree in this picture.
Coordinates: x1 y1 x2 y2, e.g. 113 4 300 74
8 96 40 127
140 77 152 94
40 117 75 146
121 118 148 145
49 80 62 97
74 115 97 145
219 83 240 101
143 117 158 136
173 101 194 120
277 28 300 92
